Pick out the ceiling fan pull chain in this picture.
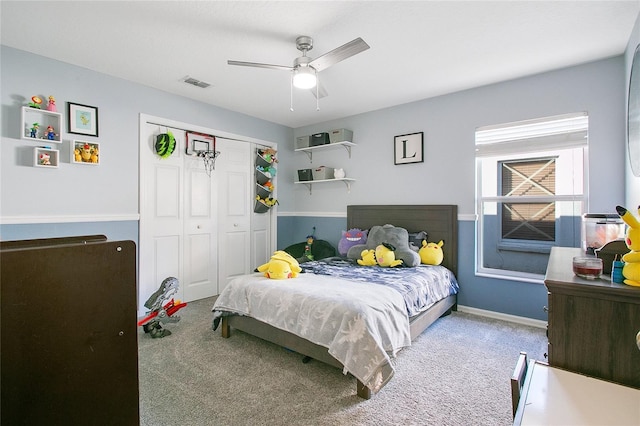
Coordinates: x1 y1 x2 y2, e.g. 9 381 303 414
290 73 294 112
316 73 320 111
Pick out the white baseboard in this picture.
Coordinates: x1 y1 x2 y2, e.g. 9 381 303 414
457 305 547 329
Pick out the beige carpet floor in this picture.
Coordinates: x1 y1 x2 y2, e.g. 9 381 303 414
138 297 546 426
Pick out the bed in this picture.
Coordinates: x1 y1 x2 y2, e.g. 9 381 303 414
212 204 459 399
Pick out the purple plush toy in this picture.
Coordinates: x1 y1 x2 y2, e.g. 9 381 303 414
338 228 368 256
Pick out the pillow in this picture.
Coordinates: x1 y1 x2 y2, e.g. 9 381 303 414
408 231 428 252
283 239 337 262
346 224 421 267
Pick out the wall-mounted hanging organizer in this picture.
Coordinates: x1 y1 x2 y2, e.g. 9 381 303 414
254 148 277 213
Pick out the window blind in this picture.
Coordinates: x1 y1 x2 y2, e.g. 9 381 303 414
476 112 588 156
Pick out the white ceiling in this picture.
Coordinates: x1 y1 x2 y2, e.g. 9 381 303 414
2 1 639 129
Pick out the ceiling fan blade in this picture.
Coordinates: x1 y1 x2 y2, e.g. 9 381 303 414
308 37 370 72
310 80 328 99
227 60 293 71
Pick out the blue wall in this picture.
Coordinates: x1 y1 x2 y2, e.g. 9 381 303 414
279 56 628 321
2 44 631 322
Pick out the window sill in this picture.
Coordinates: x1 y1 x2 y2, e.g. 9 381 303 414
475 270 545 285
497 242 552 254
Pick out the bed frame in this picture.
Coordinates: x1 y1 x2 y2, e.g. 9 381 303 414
220 204 458 399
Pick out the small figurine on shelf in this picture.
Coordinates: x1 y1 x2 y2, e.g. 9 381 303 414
39 152 51 166
74 148 82 162
30 122 40 138
90 145 99 163
46 95 57 112
81 143 92 162
28 96 43 109
45 125 57 140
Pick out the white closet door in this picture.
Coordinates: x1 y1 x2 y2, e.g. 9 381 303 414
139 124 185 313
182 156 217 301
216 139 252 294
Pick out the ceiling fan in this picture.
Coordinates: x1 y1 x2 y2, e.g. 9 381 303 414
228 36 370 101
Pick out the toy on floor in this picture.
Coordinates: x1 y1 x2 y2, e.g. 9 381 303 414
137 276 187 338
616 205 640 287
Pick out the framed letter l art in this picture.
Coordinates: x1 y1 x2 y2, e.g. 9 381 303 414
394 132 423 165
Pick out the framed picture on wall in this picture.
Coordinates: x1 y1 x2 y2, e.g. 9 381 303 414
67 102 99 137
394 132 423 165
71 140 100 165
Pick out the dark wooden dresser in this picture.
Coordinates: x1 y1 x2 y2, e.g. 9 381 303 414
544 247 640 389
1 235 139 425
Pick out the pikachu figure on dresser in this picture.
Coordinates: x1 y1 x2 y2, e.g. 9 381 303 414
616 205 640 287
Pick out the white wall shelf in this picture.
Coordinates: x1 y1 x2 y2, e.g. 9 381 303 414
33 147 59 168
295 141 355 163
294 178 355 195
21 106 62 143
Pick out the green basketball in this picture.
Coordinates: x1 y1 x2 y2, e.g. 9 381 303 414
155 131 176 158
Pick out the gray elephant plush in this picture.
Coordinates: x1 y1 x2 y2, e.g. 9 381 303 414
347 224 421 267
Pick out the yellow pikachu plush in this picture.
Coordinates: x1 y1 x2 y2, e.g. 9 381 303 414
357 249 377 266
616 205 640 287
419 240 444 265
257 251 302 279
374 243 403 267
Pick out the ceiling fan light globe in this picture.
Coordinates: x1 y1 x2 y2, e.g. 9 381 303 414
293 68 317 89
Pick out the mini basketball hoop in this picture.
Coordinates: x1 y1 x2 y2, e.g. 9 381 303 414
186 132 220 176
198 149 220 176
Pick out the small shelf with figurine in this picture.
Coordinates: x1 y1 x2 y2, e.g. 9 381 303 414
21 97 61 143
33 147 59 168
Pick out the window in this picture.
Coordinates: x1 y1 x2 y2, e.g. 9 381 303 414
475 113 588 281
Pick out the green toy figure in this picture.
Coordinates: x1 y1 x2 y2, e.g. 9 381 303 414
304 234 315 261
30 123 39 138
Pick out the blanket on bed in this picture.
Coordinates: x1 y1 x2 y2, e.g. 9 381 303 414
212 273 412 393
299 258 459 317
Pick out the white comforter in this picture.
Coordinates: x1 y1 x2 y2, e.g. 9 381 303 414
212 272 411 393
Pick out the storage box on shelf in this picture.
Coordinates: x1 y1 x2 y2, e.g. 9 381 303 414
312 166 334 180
21 106 62 143
294 129 355 194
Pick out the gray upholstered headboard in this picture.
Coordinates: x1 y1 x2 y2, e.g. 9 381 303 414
347 205 458 276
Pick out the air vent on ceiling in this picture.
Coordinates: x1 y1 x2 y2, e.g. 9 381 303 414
182 76 211 88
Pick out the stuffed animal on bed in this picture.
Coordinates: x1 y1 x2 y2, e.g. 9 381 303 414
338 228 368 256
374 243 403 267
419 240 444 265
257 251 302 279
357 249 377 266
347 224 420 267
